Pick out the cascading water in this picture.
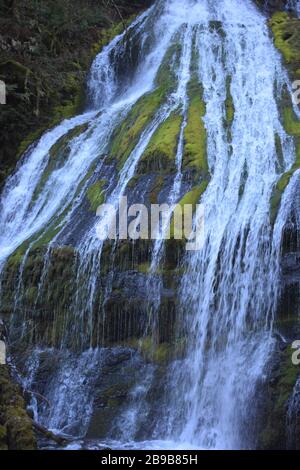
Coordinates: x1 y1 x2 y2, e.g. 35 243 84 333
0 0 300 450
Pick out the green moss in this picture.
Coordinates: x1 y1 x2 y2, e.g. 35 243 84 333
177 182 208 210
276 347 299 408
25 287 38 305
270 12 300 65
109 87 169 169
183 79 208 178
137 112 183 175
137 262 150 274
90 15 137 57
283 107 300 136
86 180 107 212
17 128 48 160
6 244 28 269
270 108 300 223
225 76 235 126
275 133 284 169
134 337 172 365
127 175 140 189
155 41 182 90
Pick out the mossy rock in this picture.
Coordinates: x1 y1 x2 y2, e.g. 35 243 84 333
137 112 183 175
183 78 209 182
16 74 86 162
86 179 107 212
155 40 182 91
176 182 208 210
108 40 182 170
225 76 235 130
109 86 169 169
270 107 300 223
270 13 300 66
129 337 173 365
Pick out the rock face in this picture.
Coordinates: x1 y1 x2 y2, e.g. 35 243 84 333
0 365 36 450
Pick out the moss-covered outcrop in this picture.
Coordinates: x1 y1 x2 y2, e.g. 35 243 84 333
183 78 209 183
137 112 183 175
268 11 300 222
108 41 182 170
109 87 169 169
225 76 235 128
270 12 300 81
86 179 107 211
0 365 36 450
270 106 300 223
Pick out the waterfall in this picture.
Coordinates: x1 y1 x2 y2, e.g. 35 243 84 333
0 0 299 450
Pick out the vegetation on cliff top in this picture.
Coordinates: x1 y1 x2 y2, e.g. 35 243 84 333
0 0 151 188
